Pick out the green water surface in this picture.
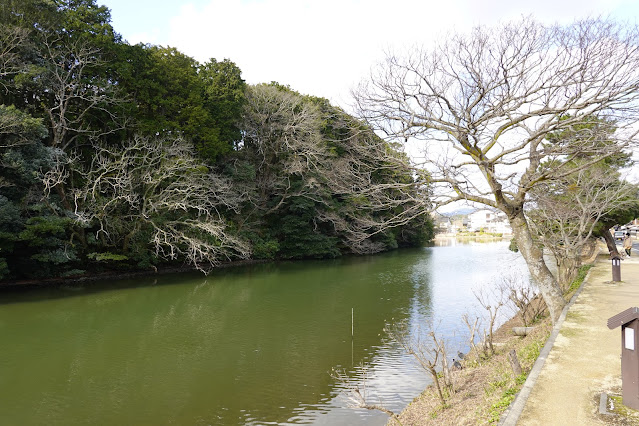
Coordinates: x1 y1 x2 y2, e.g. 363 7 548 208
0 239 527 425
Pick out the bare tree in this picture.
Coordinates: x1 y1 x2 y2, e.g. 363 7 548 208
316 122 429 253
331 365 403 425
240 84 328 213
15 32 130 219
0 25 42 151
69 135 250 272
240 84 428 253
462 313 482 364
529 168 637 288
39 34 126 151
354 17 639 321
385 323 451 405
497 272 546 327
436 333 457 395
0 25 29 92
473 286 508 356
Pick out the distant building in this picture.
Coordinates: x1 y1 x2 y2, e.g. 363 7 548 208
433 213 454 234
468 209 512 234
433 212 469 234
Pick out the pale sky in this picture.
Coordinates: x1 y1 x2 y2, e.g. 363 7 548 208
99 0 639 107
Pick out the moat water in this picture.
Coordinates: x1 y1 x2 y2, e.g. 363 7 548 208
0 238 529 425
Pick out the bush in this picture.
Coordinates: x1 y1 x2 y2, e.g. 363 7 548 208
252 239 280 260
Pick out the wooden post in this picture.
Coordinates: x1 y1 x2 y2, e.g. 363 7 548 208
351 308 354 339
508 349 523 376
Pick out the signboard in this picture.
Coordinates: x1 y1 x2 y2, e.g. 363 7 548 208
625 327 635 350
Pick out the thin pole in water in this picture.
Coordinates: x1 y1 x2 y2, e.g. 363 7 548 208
351 308 354 366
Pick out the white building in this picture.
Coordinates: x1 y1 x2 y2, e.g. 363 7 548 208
468 209 512 234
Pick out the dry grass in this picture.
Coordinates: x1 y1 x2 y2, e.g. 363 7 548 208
389 262 595 425
392 313 553 425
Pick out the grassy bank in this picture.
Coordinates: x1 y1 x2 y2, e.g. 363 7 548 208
391 264 594 425
393 315 552 425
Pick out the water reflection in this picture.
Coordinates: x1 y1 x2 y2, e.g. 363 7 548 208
0 239 528 425
432 236 506 246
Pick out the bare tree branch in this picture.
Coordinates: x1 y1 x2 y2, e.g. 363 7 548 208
353 17 639 321
0 25 29 92
38 34 128 150
331 364 403 425
528 168 636 287
70 135 250 272
384 322 452 405
241 84 430 254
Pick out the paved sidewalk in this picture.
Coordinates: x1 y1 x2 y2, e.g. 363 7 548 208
515 255 639 425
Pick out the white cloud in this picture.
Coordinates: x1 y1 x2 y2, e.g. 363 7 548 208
153 0 637 107
462 0 624 25
167 0 465 104
126 30 163 46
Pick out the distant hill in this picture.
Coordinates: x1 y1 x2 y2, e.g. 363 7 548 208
438 208 476 217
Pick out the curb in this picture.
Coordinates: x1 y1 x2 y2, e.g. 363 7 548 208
499 261 597 425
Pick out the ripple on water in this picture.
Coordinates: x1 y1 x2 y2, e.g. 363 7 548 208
0 241 529 426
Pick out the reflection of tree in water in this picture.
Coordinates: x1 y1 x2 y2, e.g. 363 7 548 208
0 242 527 425
410 249 434 321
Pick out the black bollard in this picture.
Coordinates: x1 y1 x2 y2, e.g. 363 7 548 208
607 307 639 410
612 256 622 282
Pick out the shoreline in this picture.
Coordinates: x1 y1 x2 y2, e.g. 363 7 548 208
0 239 443 290
2 237 509 289
390 308 551 425
391 253 600 425
0 258 269 290
434 233 512 239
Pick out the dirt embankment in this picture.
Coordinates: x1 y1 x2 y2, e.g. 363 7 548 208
392 311 553 425
392 248 608 425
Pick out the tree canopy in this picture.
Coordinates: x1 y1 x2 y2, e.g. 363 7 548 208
0 0 433 281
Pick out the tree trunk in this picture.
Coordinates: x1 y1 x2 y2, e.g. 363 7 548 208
510 213 566 323
429 366 446 404
602 230 621 257
55 182 87 248
557 257 579 291
583 239 598 261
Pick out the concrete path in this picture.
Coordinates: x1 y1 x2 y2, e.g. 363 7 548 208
515 255 639 425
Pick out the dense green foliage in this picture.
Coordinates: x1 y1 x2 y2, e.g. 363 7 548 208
0 0 433 281
529 115 638 285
